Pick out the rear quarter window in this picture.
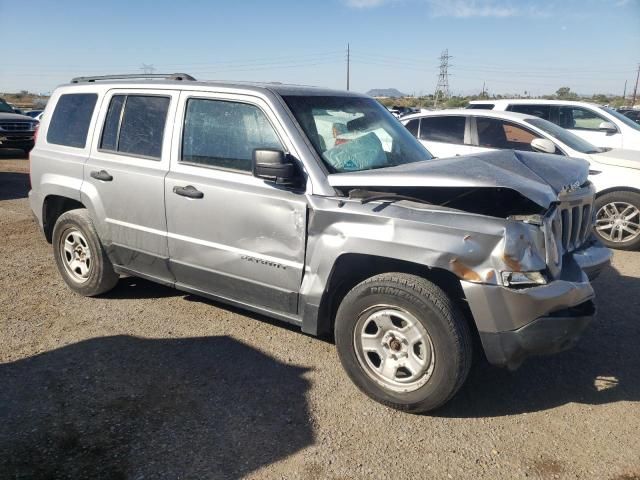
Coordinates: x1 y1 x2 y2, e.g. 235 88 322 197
47 93 98 148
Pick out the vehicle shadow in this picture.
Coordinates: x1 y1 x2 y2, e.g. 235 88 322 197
0 335 314 480
103 276 181 300
436 264 640 417
0 171 29 201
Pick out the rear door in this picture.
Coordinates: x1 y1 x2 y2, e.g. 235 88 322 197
164 91 308 314
416 115 471 157
83 89 178 282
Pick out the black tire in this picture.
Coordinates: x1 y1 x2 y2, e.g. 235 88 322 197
52 209 119 296
334 273 472 413
593 191 640 251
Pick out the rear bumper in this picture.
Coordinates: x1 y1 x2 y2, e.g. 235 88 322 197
462 240 611 369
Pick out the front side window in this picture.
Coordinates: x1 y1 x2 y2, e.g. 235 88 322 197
181 98 283 171
476 117 540 151
100 95 170 159
507 104 551 121
419 116 465 144
283 95 432 173
558 106 609 131
47 93 98 148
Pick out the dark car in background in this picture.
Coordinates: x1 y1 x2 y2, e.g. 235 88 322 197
0 99 38 155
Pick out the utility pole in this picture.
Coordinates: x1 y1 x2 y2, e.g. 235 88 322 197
433 49 452 108
632 64 640 107
481 81 486 98
623 80 627 102
346 43 350 91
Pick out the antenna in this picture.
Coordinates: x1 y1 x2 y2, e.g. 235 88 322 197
433 49 452 108
346 43 350 91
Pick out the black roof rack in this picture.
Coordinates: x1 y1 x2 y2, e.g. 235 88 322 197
70 73 196 83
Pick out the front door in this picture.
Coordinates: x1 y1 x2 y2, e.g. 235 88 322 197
165 92 308 314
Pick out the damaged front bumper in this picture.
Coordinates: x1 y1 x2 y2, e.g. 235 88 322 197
462 240 611 369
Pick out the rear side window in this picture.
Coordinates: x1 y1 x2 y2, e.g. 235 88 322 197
507 104 551 121
181 98 283 172
47 93 98 148
404 119 419 136
419 116 465 144
100 95 170 159
558 106 608 131
476 117 540 151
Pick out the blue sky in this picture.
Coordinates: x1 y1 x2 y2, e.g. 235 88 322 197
1 0 639 96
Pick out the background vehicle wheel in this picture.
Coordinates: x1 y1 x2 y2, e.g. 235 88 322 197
334 273 472 413
52 209 119 296
594 191 640 250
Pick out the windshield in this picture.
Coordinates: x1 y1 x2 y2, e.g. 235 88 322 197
601 106 640 132
525 118 604 154
283 95 433 173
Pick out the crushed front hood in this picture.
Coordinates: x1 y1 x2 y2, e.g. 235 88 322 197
327 150 589 208
591 148 640 170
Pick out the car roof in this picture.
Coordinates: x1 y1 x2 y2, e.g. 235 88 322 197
56 78 363 98
468 99 605 108
401 108 539 122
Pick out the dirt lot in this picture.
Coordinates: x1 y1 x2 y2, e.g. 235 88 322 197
1 153 639 480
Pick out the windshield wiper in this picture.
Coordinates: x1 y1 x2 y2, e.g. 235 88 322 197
348 189 432 205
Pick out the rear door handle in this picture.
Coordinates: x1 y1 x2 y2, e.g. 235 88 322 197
173 185 204 199
90 170 113 182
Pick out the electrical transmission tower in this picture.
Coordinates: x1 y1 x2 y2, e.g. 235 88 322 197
140 63 156 75
433 49 452 108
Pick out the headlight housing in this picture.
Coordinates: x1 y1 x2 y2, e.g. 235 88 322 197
501 271 547 287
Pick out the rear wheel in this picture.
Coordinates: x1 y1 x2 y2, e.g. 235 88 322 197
334 273 472 413
52 209 119 296
594 191 640 250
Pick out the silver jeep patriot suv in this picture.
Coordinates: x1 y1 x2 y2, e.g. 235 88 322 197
29 74 611 413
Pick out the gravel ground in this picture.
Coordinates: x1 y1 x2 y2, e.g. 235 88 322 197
1 153 639 480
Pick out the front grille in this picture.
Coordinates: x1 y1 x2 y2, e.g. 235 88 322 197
544 182 595 276
0 122 34 132
559 202 592 252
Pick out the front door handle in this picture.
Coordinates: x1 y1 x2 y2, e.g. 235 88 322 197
173 185 204 199
90 170 113 182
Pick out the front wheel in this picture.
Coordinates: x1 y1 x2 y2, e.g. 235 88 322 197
334 273 472 413
594 191 640 250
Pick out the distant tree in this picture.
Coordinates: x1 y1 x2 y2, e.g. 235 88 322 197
555 87 578 100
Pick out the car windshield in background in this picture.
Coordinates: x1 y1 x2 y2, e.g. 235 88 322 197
526 117 604 154
283 95 432 173
602 106 640 132
0 102 15 113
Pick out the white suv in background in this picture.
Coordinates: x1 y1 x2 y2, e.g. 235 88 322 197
402 109 640 250
467 99 640 151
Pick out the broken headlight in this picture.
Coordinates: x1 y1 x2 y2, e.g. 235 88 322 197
501 271 547 287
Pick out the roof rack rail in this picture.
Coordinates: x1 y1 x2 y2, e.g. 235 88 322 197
70 73 196 83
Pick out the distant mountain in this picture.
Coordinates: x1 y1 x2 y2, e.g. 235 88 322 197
366 88 406 98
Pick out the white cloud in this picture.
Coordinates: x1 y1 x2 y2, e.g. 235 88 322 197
426 0 520 17
344 0 390 8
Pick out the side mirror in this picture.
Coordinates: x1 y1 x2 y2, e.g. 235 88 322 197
531 138 557 154
252 149 297 185
598 121 617 134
